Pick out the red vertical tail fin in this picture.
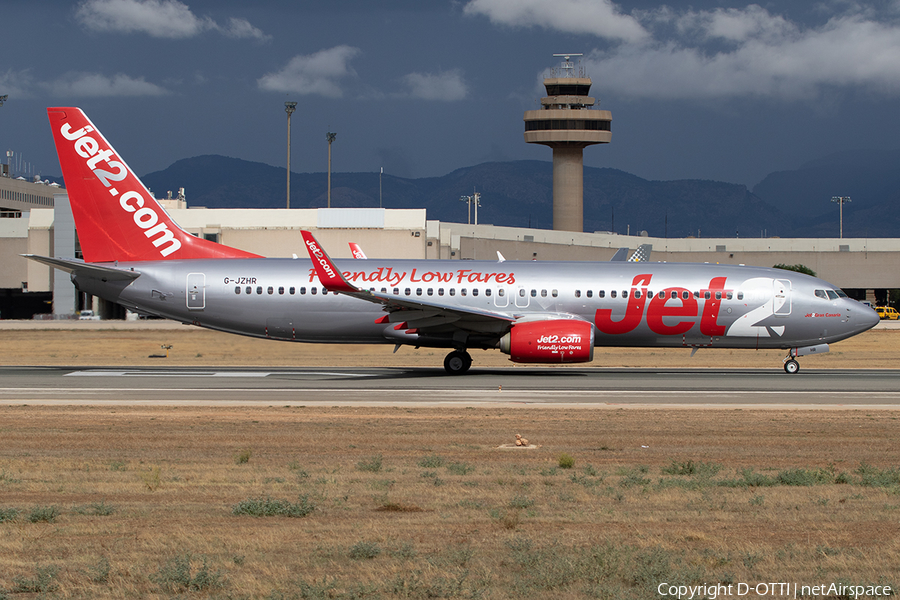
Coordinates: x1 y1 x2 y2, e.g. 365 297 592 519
47 107 261 263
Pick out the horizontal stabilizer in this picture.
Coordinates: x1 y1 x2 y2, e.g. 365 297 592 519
22 255 141 281
609 248 628 262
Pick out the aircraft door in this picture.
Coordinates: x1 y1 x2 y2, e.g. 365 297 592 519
773 279 791 316
514 286 529 308
186 273 205 310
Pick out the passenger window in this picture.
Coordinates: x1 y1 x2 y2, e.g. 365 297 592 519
299 287 306 295
472 289 479 297
715 292 722 300
278 287 284 295
427 288 433 296
450 289 456 296
235 286 240 294
438 288 444 296
245 286 252 295
289 287 295 295
586 290 592 298
485 289 491 297
416 288 422 296
647 291 654 299
726 292 732 300
694 291 700 298
531 289 537 297
682 291 689 300
311 287 317 295
633 290 640 299
737 291 744 300
461 289 467 296
256 286 263 295
541 289 547 297
611 291 617 299
622 290 628 299
552 289 558 298
405 288 411 296
267 286 274 295
575 290 581 298
498 289 505 297
393 288 399 295
598 291 605 298
671 291 677 299
519 289 526 297
704 291 711 300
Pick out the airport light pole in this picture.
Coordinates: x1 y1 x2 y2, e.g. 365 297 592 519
831 196 851 238
459 192 481 225
284 102 297 209
326 132 336 208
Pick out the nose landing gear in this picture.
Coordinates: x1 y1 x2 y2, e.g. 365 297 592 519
444 350 472 375
783 357 800 374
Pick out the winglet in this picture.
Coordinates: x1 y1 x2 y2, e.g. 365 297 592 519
301 230 358 294
349 242 368 259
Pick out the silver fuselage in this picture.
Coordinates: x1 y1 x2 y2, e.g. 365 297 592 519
73 258 879 351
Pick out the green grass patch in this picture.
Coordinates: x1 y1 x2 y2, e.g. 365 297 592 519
356 454 383 472
231 495 315 518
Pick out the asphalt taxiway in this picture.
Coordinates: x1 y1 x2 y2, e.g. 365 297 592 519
0 366 898 409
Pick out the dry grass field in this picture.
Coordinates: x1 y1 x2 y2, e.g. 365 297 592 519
0 323 898 598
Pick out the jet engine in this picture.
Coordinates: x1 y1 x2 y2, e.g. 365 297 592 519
499 319 595 364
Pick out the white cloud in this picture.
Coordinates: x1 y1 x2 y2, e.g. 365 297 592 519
463 0 648 43
43 72 169 97
401 69 468 101
76 0 212 38
75 0 269 41
469 0 900 101
257 46 361 97
221 17 272 42
0 69 34 98
592 8 900 100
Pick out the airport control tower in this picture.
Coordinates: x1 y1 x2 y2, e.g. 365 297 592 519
524 54 611 232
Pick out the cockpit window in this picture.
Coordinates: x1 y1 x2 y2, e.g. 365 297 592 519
835 289 848 298
826 290 839 300
815 289 827 299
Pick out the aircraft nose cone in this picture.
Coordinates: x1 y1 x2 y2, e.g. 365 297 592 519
859 303 880 331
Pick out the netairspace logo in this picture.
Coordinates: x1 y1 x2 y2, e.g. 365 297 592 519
657 582 893 599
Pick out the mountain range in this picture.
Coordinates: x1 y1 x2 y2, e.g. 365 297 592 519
137 150 900 239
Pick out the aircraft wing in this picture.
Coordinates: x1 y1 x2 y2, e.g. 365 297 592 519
302 231 514 334
22 255 141 281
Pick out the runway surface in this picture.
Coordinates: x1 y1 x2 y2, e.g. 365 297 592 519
1 366 898 409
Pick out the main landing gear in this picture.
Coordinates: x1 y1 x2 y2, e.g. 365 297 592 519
783 358 800 374
444 350 472 375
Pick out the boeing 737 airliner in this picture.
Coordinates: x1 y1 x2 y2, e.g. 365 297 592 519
27 107 879 374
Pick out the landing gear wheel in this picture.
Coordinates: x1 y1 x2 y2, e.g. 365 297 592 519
443 350 472 375
784 358 800 374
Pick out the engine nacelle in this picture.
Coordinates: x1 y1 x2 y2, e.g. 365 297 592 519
499 319 595 364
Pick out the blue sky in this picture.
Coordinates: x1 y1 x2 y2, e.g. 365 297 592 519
3 0 900 187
